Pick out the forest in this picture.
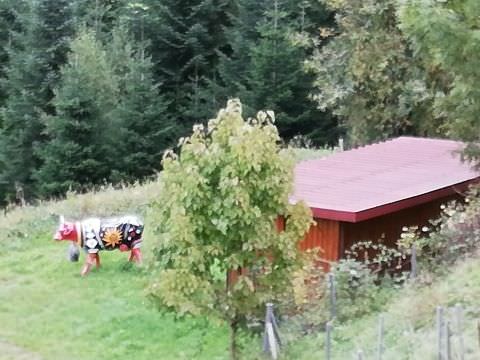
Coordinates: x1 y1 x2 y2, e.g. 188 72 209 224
0 0 479 206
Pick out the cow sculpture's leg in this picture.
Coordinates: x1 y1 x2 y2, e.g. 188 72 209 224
81 253 100 276
94 253 101 268
128 248 142 264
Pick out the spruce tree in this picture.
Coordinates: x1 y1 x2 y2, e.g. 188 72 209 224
0 0 27 206
0 0 73 202
0 0 26 110
35 30 118 197
216 0 338 145
108 28 175 183
142 0 236 128
210 0 267 104
73 0 125 38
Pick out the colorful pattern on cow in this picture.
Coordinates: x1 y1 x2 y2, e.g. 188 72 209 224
81 216 143 254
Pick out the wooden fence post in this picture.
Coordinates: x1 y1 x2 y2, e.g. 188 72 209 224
328 272 336 320
437 306 444 360
377 314 385 360
477 320 480 349
444 319 451 360
325 321 333 360
455 304 465 360
410 244 417 280
263 303 281 359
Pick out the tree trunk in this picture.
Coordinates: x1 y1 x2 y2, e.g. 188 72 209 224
230 316 239 360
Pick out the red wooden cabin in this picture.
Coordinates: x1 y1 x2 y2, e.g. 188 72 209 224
287 137 479 267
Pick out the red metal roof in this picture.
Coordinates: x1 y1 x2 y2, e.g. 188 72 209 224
291 137 479 223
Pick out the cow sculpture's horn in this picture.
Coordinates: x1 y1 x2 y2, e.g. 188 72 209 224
59 215 65 224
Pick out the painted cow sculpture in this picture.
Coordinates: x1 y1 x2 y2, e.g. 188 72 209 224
54 215 144 276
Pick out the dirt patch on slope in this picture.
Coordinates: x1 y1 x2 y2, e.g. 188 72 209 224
0 339 42 360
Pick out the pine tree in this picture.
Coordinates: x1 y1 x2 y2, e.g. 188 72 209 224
35 30 118 197
0 0 74 202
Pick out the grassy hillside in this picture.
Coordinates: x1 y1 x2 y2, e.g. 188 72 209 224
284 256 480 359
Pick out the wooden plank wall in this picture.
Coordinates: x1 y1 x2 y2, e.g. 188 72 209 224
275 216 341 269
341 194 462 254
299 218 340 270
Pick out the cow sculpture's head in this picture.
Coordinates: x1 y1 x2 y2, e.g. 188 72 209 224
54 216 81 262
54 216 79 242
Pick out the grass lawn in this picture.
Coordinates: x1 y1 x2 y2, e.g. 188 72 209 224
0 184 261 360
0 224 237 360
292 147 336 162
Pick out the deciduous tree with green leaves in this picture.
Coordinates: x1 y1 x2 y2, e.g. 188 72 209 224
149 99 313 359
311 0 444 146
398 0 480 167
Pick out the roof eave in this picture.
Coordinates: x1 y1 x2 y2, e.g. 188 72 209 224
310 178 478 223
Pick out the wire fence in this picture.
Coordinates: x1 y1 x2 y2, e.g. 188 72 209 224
262 253 480 360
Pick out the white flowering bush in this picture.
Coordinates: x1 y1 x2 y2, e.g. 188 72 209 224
345 240 408 274
415 191 480 271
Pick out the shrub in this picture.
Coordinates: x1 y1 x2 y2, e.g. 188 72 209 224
405 187 480 273
278 250 329 337
329 240 410 322
331 258 385 321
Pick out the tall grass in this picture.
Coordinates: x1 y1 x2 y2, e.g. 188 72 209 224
283 255 480 359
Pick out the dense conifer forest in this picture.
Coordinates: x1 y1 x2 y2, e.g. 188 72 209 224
0 0 478 205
